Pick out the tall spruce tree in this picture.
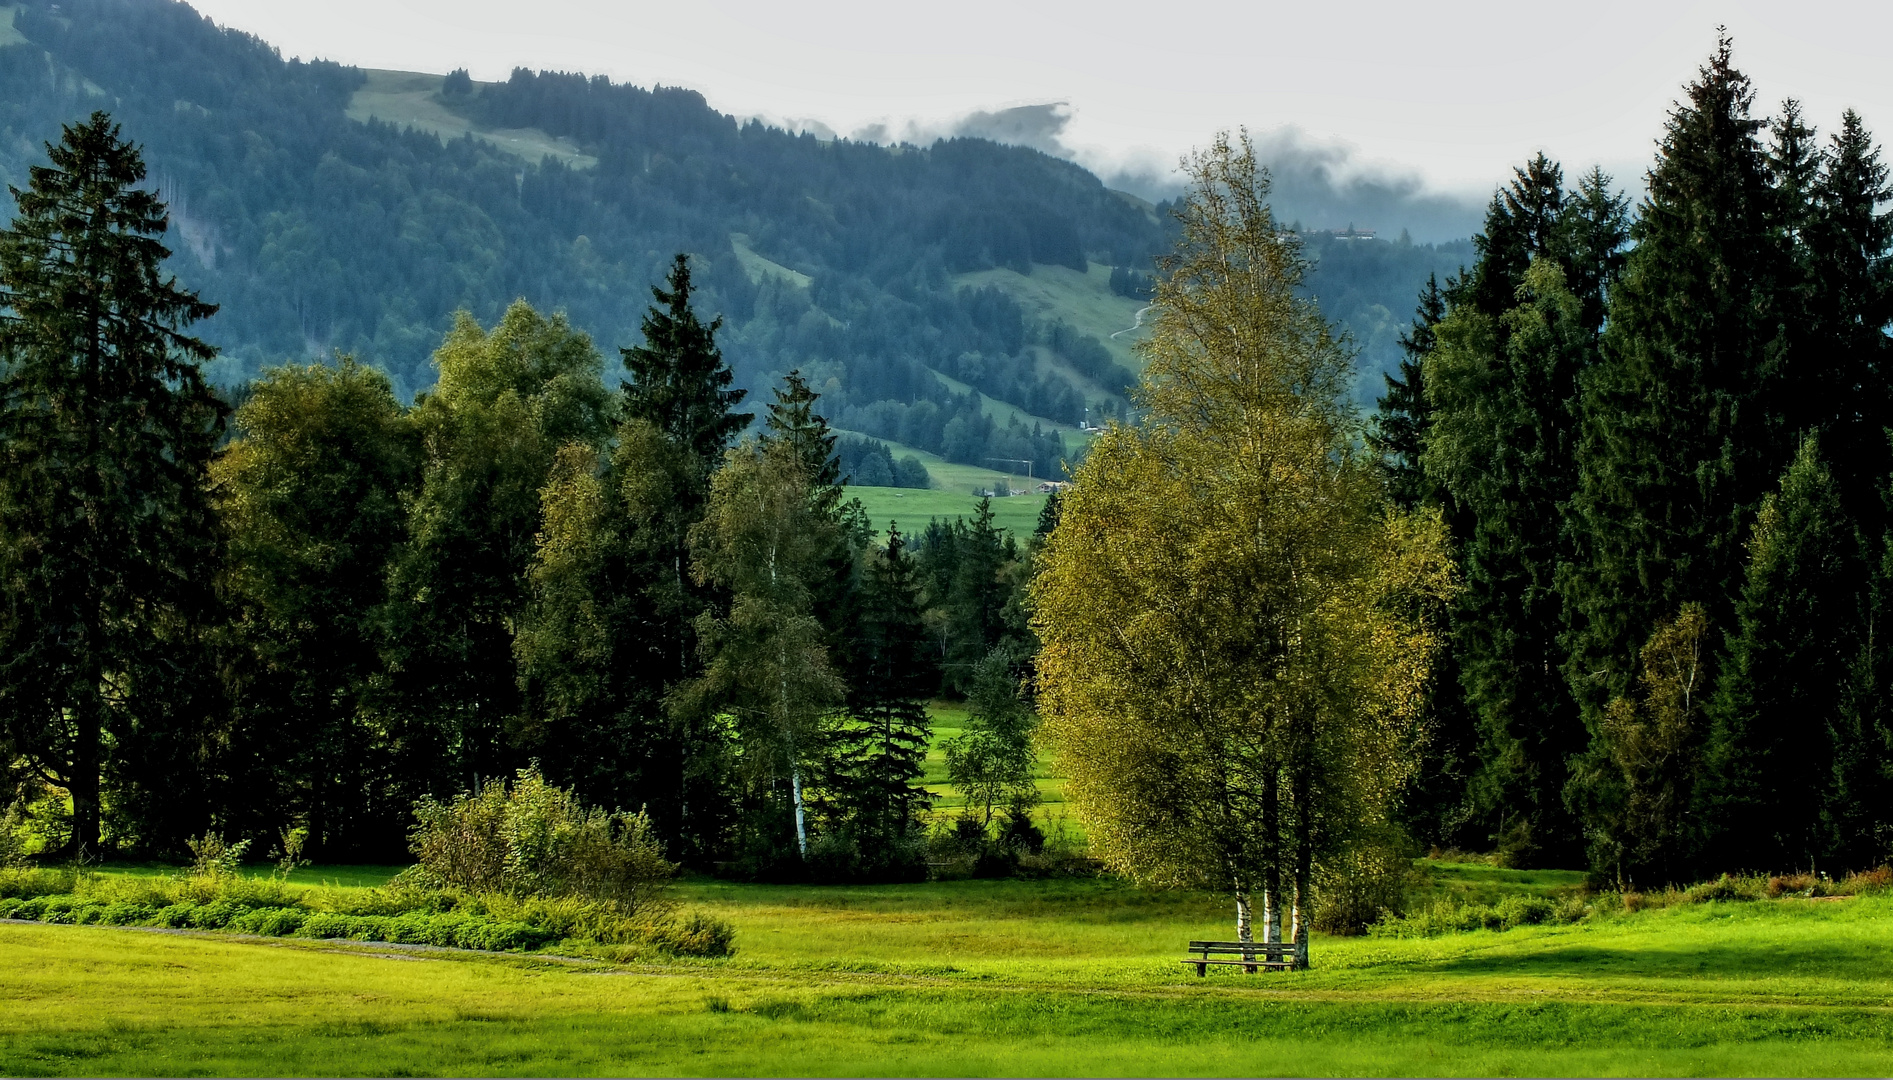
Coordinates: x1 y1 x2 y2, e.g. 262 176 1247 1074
1428 255 1597 865
832 526 934 852
1562 40 1790 847
1699 439 1855 873
1370 273 1446 513
618 252 750 691
1803 111 1893 530
0 113 226 855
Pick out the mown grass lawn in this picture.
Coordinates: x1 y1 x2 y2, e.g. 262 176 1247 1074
5 867 1892 1077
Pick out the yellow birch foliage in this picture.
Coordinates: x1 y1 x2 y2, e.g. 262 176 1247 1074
1031 132 1452 896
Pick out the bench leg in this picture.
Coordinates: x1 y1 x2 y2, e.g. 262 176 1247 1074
1195 962 1205 978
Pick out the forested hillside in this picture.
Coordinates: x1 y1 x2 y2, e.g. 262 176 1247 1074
0 0 1464 479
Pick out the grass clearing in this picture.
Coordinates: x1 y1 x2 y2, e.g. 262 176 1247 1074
953 262 1151 374
847 486 1048 543
6 869 1893 1076
346 70 596 167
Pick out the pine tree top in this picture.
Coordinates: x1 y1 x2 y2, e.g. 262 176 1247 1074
620 253 750 464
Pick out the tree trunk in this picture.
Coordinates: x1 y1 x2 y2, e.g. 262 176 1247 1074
1291 774 1313 970
69 692 103 857
1262 769 1281 944
790 763 809 857
1234 888 1258 973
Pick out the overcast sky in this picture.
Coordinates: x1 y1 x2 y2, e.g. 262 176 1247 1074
187 0 1893 209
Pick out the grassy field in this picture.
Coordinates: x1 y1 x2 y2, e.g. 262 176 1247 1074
847 487 1049 543
6 865 1893 1076
345 70 596 168
954 262 1151 374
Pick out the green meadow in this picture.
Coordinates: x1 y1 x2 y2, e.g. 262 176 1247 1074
13 706 1887 1077
846 487 1051 543
5 865 1893 1076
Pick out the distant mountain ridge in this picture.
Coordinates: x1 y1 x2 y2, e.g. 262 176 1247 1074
0 0 1471 478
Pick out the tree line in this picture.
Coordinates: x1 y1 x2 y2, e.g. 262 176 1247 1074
1375 38 1893 885
0 114 1042 874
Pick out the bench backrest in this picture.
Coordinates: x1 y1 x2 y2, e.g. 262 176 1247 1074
1187 940 1297 956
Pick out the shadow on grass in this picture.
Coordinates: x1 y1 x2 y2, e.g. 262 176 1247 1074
1416 938 1892 982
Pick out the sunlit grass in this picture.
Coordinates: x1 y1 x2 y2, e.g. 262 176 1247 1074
6 869 1892 1076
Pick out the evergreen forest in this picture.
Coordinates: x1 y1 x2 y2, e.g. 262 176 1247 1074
1 7 1889 901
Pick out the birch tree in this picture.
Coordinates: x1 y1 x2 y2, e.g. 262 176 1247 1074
1031 132 1451 964
677 438 844 857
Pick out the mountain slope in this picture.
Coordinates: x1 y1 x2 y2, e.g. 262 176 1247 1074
0 0 1471 479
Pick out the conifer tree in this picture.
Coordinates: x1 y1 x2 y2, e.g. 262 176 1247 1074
1699 438 1855 872
761 369 840 490
1428 256 1596 865
833 526 935 849
1563 37 1789 774
1557 167 1633 335
1804 111 1893 528
617 254 751 689
1370 273 1446 513
0 113 226 855
622 254 751 477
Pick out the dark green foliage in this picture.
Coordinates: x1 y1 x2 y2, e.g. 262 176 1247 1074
515 268 749 860
916 499 1028 694
1562 37 1789 737
1371 273 1445 512
835 435 930 489
217 358 420 859
1420 151 1629 866
0 112 226 856
622 256 750 476
1799 110 1893 531
382 302 615 793
1699 440 1857 872
832 528 935 846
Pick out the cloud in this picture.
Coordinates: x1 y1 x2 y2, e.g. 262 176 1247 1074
770 105 1490 243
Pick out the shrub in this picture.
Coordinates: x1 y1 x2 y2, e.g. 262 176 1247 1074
1685 874 1763 902
407 766 675 917
1495 895 1555 928
1315 834 1415 935
231 906 307 936
804 829 928 885
646 910 737 958
0 866 77 899
99 901 156 926
186 833 252 879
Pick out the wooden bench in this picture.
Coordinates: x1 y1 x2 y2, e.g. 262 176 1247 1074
1180 939 1305 976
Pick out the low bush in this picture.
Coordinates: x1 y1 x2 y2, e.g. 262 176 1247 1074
405 766 674 918
0 868 736 958
1374 865 1893 938
0 866 78 899
1684 875 1764 902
